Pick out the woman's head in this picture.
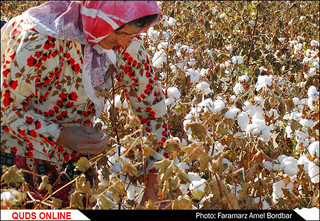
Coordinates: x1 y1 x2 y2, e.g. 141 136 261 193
98 14 159 49
81 1 162 46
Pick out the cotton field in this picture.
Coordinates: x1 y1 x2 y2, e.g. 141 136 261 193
1 0 319 215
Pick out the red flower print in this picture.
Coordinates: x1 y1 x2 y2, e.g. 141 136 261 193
162 123 168 129
56 114 63 120
10 146 17 154
2 81 8 88
34 51 41 59
9 80 18 90
35 61 42 69
163 152 169 158
124 52 130 59
43 42 51 50
124 65 131 73
69 92 78 101
150 167 157 174
59 92 68 101
47 36 54 42
65 52 71 59
149 111 156 117
64 153 70 162
3 97 13 107
19 129 26 136
3 126 10 133
26 151 34 158
26 116 34 124
35 121 41 130
61 111 68 117
144 62 149 70
56 100 64 107
9 53 15 60
72 63 80 73
67 101 74 108
29 129 37 138
137 97 141 102
146 107 152 112
145 126 151 132
161 137 167 142
127 56 133 64
82 111 89 118
2 69 10 78
162 130 167 136
41 53 48 61
51 50 58 58
132 60 137 67
71 152 78 158
69 58 75 66
48 109 55 116
27 55 36 67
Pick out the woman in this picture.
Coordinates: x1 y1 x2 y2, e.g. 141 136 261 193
1 1 168 207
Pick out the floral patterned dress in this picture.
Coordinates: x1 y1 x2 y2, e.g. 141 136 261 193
1 16 168 204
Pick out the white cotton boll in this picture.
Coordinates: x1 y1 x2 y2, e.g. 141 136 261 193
167 87 181 99
260 125 271 142
225 45 233 53
285 125 294 138
252 117 266 128
178 162 189 170
289 40 298 46
114 95 122 109
263 160 273 170
237 112 249 131
180 183 190 195
219 13 226 19
165 96 175 106
298 154 310 171
232 56 244 65
188 172 202 182
294 43 303 53
239 74 249 82
213 99 225 112
229 95 237 103
163 20 169 27
224 107 240 119
292 97 300 105
309 68 317 77
307 86 318 98
186 69 200 83
272 180 286 203
189 179 206 193
259 67 268 74
196 82 212 95
267 109 279 119
157 41 169 50
308 161 319 183
281 156 298 176
277 155 288 164
278 37 285 43
127 185 136 200
233 83 245 94
256 75 273 91
148 27 160 42
311 40 320 47
168 17 176 26
200 68 209 77
308 141 319 158
152 49 167 68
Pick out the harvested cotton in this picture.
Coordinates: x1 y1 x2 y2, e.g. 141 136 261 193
308 141 319 158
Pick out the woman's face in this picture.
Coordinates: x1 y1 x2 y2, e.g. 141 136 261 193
98 24 141 49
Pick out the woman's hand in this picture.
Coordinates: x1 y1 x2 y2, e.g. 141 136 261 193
56 126 110 155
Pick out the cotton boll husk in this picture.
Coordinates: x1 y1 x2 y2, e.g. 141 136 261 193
224 107 240 119
308 141 319 158
167 87 181 99
308 161 319 183
281 156 298 176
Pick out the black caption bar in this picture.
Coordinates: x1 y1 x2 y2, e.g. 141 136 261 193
81 210 307 221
